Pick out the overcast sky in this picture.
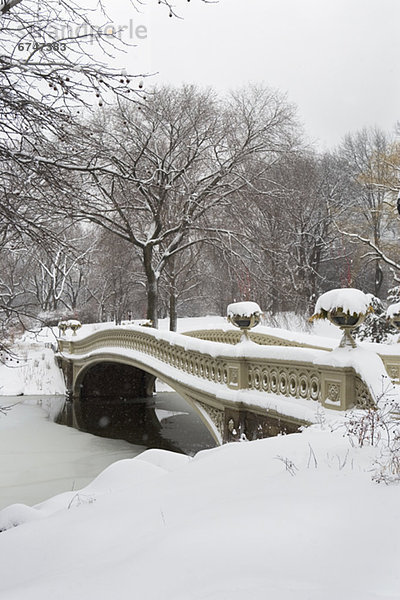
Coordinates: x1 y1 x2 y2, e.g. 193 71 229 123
102 0 400 150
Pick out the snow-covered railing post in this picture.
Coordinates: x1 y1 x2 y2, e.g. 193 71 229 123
310 289 385 410
225 302 263 391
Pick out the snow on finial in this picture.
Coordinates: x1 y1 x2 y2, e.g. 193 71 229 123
227 301 261 319
386 302 400 319
227 301 262 340
311 288 373 321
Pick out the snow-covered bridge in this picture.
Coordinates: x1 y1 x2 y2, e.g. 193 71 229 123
57 324 397 444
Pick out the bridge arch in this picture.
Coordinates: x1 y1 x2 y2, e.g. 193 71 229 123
70 353 222 446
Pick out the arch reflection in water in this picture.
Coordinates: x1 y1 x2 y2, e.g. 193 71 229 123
80 391 217 456
77 362 216 455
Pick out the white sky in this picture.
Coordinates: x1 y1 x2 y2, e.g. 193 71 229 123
100 0 400 150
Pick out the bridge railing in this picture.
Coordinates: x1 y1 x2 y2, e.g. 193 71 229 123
58 325 375 411
183 329 329 350
185 328 400 384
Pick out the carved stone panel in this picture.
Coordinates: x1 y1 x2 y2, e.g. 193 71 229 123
196 400 224 440
384 362 400 382
228 366 239 389
322 379 343 409
354 377 374 409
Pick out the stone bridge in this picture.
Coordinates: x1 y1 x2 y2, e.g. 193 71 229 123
56 324 399 445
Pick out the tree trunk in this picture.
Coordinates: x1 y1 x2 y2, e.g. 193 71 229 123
143 246 158 328
147 281 158 327
168 257 177 332
169 287 177 332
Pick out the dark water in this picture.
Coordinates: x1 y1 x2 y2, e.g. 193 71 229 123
152 391 218 455
81 390 218 456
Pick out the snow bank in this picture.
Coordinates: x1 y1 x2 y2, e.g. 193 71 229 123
0 503 44 531
0 447 190 529
0 427 398 600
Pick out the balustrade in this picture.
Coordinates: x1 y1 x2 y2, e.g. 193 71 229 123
58 326 375 411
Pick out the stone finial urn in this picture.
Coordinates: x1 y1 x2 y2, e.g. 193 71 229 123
310 288 373 348
57 321 68 337
227 301 262 341
386 302 400 341
67 319 82 336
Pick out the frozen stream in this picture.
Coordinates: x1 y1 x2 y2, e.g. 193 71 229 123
0 392 216 510
0 398 145 510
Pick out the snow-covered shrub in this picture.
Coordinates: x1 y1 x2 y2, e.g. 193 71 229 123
346 404 386 448
387 302 400 320
373 438 400 484
354 295 396 343
345 384 400 483
387 285 400 305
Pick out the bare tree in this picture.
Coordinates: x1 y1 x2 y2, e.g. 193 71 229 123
27 230 92 314
83 230 146 323
159 245 207 330
0 0 139 341
0 0 213 169
0 0 147 170
335 128 400 296
48 84 300 326
228 151 347 314
0 0 215 336
0 0 216 212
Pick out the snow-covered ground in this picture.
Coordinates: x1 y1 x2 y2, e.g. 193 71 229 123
1 315 400 599
0 345 65 397
0 425 398 600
